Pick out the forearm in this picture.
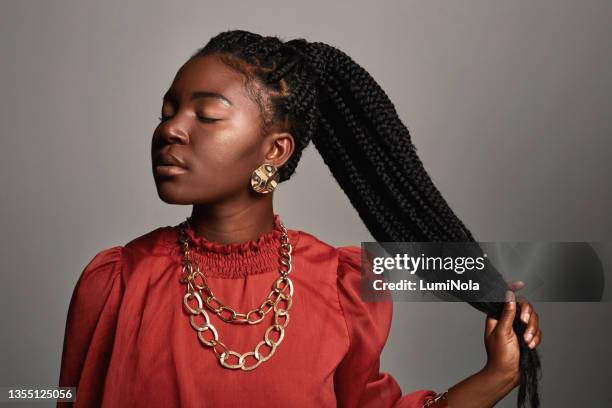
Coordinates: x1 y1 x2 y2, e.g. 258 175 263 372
435 366 519 408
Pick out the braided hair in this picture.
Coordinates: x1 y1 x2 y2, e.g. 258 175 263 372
193 29 541 407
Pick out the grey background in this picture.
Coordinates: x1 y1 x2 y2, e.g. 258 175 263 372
2 0 611 406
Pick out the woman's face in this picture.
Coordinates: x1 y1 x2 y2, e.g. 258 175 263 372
151 53 292 205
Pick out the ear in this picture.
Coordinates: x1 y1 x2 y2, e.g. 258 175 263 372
262 132 295 168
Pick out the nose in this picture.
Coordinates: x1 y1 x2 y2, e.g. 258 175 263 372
155 118 189 146
161 125 189 145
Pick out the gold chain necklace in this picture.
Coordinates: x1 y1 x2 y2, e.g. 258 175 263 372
177 217 294 371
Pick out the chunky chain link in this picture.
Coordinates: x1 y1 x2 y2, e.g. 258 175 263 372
177 217 293 371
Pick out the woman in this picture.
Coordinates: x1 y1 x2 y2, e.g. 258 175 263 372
58 30 542 407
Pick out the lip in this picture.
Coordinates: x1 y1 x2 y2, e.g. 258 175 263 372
154 165 188 177
154 151 189 169
153 151 189 177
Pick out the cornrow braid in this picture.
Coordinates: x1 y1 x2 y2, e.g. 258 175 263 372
193 30 541 407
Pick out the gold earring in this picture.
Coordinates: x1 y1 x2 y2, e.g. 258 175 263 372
250 163 280 194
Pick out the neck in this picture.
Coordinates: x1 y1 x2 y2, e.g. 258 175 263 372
189 201 276 245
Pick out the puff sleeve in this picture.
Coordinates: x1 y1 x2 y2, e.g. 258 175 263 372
57 246 124 407
334 245 437 408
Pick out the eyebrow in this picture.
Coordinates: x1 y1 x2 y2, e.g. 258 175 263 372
163 90 232 106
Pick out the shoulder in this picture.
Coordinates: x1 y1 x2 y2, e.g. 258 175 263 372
292 229 360 259
336 244 361 268
78 225 173 284
123 225 175 255
80 245 123 281
72 246 124 311
293 231 370 305
291 229 363 277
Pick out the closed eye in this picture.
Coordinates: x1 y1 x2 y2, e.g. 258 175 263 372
197 115 221 124
157 115 220 124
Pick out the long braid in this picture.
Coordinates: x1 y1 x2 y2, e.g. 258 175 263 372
194 30 541 407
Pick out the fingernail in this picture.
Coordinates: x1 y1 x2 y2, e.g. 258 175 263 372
525 332 533 342
522 312 530 323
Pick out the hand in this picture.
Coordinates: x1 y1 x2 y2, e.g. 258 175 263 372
482 281 542 387
506 280 542 349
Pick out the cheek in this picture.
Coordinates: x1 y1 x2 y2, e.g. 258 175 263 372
192 128 261 184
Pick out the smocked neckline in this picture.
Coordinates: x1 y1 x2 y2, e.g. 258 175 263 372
158 214 295 278
180 213 284 254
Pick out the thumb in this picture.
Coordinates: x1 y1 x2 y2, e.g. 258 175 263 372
496 290 517 336
485 314 497 337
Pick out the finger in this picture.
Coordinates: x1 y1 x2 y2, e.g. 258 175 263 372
485 315 497 337
528 330 542 349
524 312 540 343
496 290 517 336
518 299 532 324
507 280 525 291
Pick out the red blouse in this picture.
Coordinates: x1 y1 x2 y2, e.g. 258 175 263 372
58 214 436 407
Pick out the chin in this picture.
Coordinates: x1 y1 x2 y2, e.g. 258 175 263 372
156 190 192 205
154 182 223 205
153 180 193 205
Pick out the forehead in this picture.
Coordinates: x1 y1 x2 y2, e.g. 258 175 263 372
165 54 249 104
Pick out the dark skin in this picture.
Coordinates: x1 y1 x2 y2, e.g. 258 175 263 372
151 53 542 407
151 53 294 243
